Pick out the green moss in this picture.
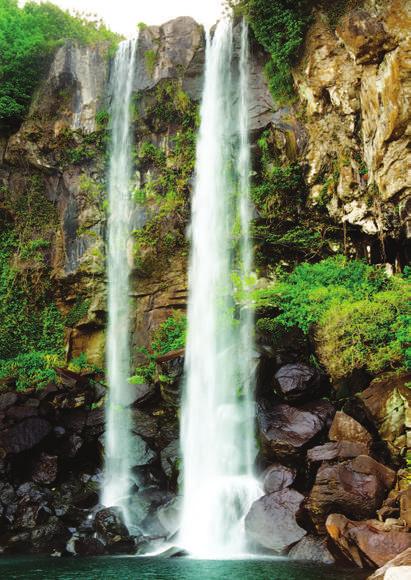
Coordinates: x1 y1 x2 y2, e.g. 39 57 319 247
65 298 91 327
144 49 158 77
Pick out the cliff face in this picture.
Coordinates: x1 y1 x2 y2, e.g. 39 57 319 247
0 2 409 563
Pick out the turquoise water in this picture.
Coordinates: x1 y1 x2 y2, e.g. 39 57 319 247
0 556 370 579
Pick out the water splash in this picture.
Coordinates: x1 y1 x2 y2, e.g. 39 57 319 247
103 37 138 529
180 19 261 558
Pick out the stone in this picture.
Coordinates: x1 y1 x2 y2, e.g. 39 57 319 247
74 536 106 556
30 517 70 554
273 363 327 402
157 496 182 537
326 514 411 568
6 405 38 420
245 489 306 553
262 463 296 494
160 439 180 480
399 488 411 527
94 507 129 544
368 548 411 579
0 392 18 411
329 411 373 447
307 455 396 532
130 434 156 468
288 535 336 564
257 399 335 459
32 453 58 485
14 503 50 530
0 418 51 455
307 441 369 463
360 373 411 458
132 409 158 440
336 9 395 64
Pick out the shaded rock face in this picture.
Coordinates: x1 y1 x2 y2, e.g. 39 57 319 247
360 373 411 459
306 455 396 532
307 441 369 463
257 399 335 460
273 363 328 402
329 411 373 447
326 513 411 568
262 463 296 494
288 535 336 564
245 488 306 553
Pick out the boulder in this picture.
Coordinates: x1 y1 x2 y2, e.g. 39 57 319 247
74 536 106 556
132 409 158 439
0 392 18 411
245 488 306 553
30 516 70 553
160 439 180 479
307 441 369 463
157 496 182 537
336 9 395 64
94 507 129 544
288 535 336 564
329 411 372 447
0 418 51 455
32 453 58 485
257 399 335 459
360 373 411 459
14 502 50 530
326 513 411 568
6 405 38 420
307 455 396 532
273 363 328 402
262 463 296 494
368 548 411 579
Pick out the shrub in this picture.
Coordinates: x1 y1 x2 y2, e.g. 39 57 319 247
0 351 61 392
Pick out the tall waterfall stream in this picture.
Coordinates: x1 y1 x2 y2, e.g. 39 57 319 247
180 19 261 557
103 37 138 530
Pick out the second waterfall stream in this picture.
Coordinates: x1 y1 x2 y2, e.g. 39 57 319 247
180 18 261 557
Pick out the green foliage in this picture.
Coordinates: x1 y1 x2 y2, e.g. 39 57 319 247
130 312 186 384
19 238 50 261
254 257 410 380
251 163 306 219
0 0 119 126
0 351 61 392
235 0 312 102
95 109 109 129
144 49 158 77
65 298 90 327
137 22 147 31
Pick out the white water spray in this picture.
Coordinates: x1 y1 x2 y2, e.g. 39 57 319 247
180 19 261 558
103 37 138 528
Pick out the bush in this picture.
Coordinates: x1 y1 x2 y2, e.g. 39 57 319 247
0 0 118 126
253 257 410 380
0 351 61 391
234 0 312 102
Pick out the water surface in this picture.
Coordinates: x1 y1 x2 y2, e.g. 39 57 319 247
0 556 370 580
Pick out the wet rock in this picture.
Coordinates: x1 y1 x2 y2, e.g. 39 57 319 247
360 373 411 459
0 418 51 455
130 434 156 468
60 409 87 434
307 455 396 532
16 482 52 504
30 516 69 554
94 507 129 544
64 433 83 458
14 502 50 530
6 405 38 420
0 392 18 411
326 513 411 568
245 489 306 553
307 441 370 463
368 548 411 579
262 463 296 494
160 439 180 479
74 536 106 556
32 453 58 484
288 535 336 564
157 496 182 537
257 399 335 459
336 9 395 65
132 409 158 439
273 363 328 402
329 411 372 447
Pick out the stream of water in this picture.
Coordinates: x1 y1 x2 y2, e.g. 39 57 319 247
102 37 138 529
180 19 260 558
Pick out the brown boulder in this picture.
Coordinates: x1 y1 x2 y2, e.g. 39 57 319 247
336 9 395 64
288 535 336 564
257 399 335 460
368 548 411 579
360 373 411 459
306 455 396 532
0 392 18 411
245 488 306 553
263 463 296 494
326 513 411 568
329 411 372 447
273 363 328 402
307 441 369 463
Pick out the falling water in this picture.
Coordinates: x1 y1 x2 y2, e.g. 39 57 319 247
103 37 138 528
180 19 260 558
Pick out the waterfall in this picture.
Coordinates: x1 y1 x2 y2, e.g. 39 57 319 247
102 37 138 529
180 19 260 558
